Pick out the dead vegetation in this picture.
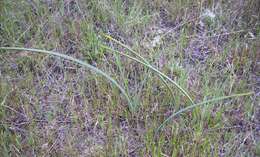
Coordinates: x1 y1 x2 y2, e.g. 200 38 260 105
0 0 259 156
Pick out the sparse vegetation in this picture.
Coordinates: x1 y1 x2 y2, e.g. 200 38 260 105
0 0 259 156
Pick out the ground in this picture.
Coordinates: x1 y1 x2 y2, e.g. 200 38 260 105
0 0 259 156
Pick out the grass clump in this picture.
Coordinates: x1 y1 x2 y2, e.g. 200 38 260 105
0 0 259 156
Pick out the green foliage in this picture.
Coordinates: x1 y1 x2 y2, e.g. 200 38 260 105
0 0 258 156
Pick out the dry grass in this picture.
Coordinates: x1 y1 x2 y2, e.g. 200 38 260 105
0 0 259 156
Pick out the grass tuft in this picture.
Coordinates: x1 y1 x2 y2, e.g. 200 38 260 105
0 0 258 156
101 34 194 105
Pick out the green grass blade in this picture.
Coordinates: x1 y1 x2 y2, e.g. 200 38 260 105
156 92 254 133
0 47 134 111
101 34 176 102
1 93 9 106
100 44 194 105
101 33 149 63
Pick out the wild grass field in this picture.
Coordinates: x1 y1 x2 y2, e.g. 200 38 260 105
0 0 259 156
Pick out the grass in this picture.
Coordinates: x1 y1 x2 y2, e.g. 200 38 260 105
0 0 259 156
0 47 134 111
156 92 254 133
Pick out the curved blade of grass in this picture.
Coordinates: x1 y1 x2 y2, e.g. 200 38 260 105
100 44 194 105
101 34 176 101
0 47 134 111
156 92 253 133
101 34 194 104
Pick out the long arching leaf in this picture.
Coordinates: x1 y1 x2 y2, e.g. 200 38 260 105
100 44 194 105
101 34 194 105
156 92 253 133
0 47 134 111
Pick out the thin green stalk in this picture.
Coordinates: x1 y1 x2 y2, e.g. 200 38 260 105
100 44 194 105
0 47 134 111
156 92 253 133
1 93 9 106
101 34 177 103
